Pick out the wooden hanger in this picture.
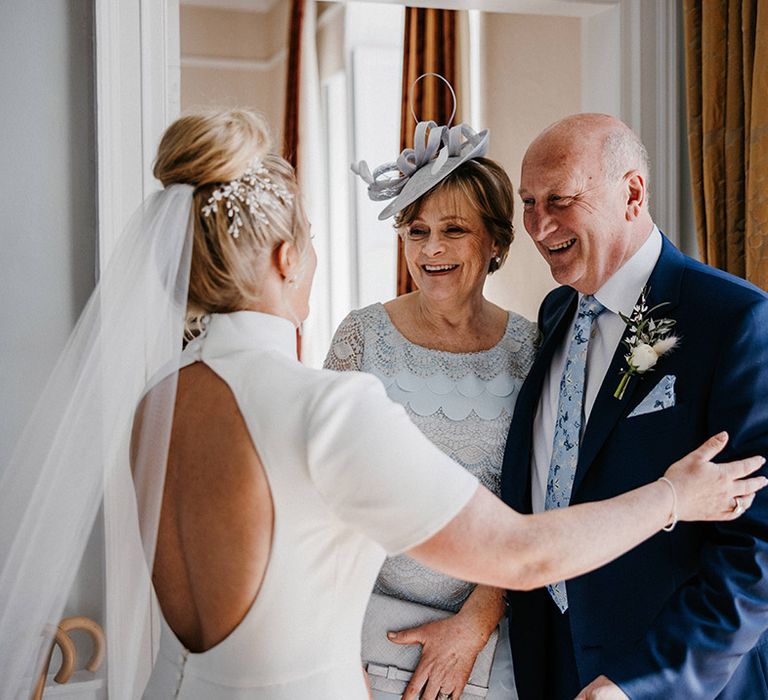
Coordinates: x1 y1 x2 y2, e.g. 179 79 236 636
32 616 105 700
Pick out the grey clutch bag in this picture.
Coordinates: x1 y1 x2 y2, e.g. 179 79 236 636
361 592 499 699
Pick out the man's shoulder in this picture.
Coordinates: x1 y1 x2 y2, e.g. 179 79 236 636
671 245 768 316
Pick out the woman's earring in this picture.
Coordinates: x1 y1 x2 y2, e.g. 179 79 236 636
494 255 501 264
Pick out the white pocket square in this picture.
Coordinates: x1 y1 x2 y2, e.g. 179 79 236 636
628 375 676 417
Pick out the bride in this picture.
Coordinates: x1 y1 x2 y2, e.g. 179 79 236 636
0 109 764 700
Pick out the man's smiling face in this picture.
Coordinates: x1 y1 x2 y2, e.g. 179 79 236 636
518 134 636 295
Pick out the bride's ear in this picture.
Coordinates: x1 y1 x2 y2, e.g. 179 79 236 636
274 241 299 283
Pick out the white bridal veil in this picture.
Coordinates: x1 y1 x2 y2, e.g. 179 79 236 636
0 185 194 698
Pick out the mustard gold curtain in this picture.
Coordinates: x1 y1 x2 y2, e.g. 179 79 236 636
683 0 768 289
284 0 304 357
396 8 460 296
283 0 303 170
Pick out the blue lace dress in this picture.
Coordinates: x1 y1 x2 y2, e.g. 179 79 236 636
324 302 538 699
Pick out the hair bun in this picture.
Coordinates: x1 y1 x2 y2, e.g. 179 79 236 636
153 109 271 187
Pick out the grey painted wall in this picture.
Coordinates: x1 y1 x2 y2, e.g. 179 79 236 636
1 2 97 465
0 0 104 659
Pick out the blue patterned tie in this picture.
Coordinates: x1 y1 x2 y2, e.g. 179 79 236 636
545 295 605 612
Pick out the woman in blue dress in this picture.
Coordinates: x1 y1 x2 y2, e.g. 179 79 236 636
326 123 531 699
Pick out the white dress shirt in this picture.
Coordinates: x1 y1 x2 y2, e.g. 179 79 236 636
530 226 663 513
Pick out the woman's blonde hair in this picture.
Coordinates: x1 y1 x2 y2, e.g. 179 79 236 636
394 157 515 274
153 109 309 328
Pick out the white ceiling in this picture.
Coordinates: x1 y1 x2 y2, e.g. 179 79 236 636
180 0 281 12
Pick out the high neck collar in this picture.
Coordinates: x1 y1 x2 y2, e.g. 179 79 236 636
200 311 298 360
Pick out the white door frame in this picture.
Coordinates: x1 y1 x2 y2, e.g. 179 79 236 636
95 0 180 267
94 0 180 694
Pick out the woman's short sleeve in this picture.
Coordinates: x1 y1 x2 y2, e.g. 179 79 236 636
307 371 479 555
323 311 364 372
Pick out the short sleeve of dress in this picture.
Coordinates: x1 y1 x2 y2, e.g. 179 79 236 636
307 371 479 555
323 311 364 372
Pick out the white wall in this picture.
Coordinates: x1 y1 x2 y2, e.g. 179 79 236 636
180 2 290 148
0 0 103 669
346 2 405 310
480 12 582 321
612 0 695 252
581 4 621 116
481 1 695 319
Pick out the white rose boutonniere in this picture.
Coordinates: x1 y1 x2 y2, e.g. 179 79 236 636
614 287 679 400
629 343 659 372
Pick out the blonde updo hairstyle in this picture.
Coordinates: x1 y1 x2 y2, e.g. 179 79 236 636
394 157 515 274
153 109 309 329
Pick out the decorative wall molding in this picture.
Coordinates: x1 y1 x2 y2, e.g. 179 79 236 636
348 0 618 17
180 0 281 12
181 49 287 72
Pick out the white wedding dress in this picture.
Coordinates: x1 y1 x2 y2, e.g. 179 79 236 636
142 311 479 699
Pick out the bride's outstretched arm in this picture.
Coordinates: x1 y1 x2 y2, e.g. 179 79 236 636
407 433 766 591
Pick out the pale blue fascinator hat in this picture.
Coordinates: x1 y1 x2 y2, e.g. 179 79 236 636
351 74 490 221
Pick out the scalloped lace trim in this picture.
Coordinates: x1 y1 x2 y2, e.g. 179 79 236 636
380 372 525 420
325 302 537 420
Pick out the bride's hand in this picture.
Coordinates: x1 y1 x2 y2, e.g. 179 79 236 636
663 432 767 523
388 613 487 700
575 675 628 699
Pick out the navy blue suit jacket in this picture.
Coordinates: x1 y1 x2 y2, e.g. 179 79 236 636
500 236 768 699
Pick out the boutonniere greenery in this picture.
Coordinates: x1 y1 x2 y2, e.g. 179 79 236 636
614 287 679 400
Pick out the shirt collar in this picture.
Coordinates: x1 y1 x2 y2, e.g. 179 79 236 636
590 225 662 318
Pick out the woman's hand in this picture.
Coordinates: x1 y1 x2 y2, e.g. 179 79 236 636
576 675 629 700
389 611 489 700
663 432 767 523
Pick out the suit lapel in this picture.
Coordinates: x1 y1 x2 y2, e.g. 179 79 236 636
572 236 685 496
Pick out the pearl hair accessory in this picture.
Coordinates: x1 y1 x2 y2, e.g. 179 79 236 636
202 162 294 239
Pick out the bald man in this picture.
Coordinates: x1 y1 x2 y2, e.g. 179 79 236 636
500 114 768 699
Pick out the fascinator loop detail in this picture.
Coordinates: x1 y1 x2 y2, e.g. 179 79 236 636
352 121 489 221
409 72 458 127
